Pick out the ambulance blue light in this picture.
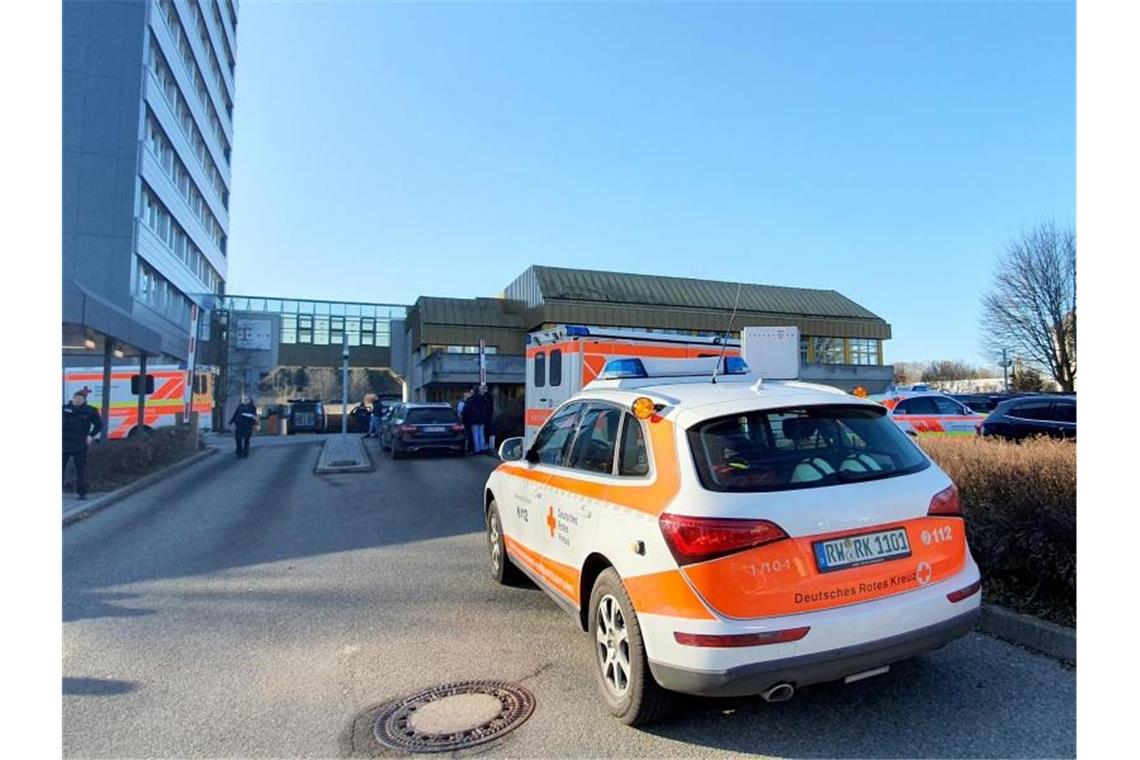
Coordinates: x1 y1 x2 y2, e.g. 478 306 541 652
600 358 648 379
723 356 750 375
564 325 591 337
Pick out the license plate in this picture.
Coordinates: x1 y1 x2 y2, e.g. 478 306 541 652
424 426 447 433
813 527 911 572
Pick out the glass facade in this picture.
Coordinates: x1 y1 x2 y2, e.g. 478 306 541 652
221 296 407 348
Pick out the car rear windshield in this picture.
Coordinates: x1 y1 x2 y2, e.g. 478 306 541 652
405 408 458 424
687 404 929 492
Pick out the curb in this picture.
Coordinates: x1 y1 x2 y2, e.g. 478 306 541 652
978 603 1075 664
62 448 218 527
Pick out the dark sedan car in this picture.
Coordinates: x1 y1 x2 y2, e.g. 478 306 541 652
978 395 1076 441
380 403 465 458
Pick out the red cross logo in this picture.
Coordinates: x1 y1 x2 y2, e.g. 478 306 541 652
546 506 557 538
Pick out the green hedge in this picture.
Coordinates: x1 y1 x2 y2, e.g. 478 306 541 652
920 436 1076 626
65 426 198 493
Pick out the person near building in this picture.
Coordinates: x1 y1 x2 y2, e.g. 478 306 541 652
458 390 474 453
368 397 385 439
63 389 103 500
470 384 494 454
229 395 258 459
478 384 495 453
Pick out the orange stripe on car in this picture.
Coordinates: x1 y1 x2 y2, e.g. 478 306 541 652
624 569 715 620
504 536 581 605
681 518 967 618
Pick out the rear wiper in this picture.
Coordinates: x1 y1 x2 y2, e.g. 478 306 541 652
835 469 895 484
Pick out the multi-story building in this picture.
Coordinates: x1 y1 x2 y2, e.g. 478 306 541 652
63 0 238 425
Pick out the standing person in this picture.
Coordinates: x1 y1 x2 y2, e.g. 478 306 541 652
478 384 495 453
460 389 475 454
63 389 102 500
368 396 385 439
465 387 483 458
229 395 257 459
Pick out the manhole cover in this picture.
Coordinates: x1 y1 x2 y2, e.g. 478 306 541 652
372 680 535 753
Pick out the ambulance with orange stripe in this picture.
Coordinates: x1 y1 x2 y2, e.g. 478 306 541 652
63 365 213 439
872 390 986 437
524 325 740 447
485 348 981 725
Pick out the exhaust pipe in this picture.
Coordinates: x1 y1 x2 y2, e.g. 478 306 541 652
761 682 795 703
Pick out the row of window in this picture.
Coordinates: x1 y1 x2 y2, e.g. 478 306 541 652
137 258 194 326
152 6 231 158
799 337 882 366
188 0 234 118
531 402 649 477
280 315 392 347
144 110 227 254
424 345 499 356
224 0 238 31
222 296 405 319
147 35 231 204
140 184 225 294
209 0 236 76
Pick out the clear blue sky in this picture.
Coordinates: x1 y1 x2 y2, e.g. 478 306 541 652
225 1 1074 366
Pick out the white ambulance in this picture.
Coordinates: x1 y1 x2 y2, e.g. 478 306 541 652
63 365 213 439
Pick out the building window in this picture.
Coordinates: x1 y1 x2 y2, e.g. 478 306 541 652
811 337 845 364
281 315 297 344
297 314 313 343
800 337 810 365
330 316 345 345
849 338 880 366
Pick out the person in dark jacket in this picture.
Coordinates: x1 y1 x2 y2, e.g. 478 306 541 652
229 395 258 459
478 385 495 453
469 385 494 453
63 389 102 500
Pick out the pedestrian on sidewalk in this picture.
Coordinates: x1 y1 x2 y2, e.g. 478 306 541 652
229 395 258 459
470 385 493 454
368 396 385 439
63 389 102 500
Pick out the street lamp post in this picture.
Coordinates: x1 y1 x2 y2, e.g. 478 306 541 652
341 331 349 439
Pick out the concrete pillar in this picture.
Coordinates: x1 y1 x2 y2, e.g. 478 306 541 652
100 340 113 440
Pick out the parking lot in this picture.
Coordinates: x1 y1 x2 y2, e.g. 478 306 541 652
62 436 1075 758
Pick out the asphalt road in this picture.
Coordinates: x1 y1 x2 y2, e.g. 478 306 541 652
63 435 1075 758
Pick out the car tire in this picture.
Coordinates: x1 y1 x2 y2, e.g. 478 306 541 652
486 500 524 586
588 567 673 726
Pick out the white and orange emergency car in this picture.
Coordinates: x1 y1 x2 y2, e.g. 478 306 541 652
871 390 986 437
484 356 981 725
63 365 213 439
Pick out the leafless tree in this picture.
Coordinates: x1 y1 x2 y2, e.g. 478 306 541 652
921 360 983 384
981 221 1076 392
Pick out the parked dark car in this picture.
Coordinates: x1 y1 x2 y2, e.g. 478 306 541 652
380 403 465 458
978 395 1076 441
287 399 327 434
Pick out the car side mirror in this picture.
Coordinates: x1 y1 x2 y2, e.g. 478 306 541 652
498 437 526 463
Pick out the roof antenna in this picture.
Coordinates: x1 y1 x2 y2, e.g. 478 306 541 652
711 281 743 384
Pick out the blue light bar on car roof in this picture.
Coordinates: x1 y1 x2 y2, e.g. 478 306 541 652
564 325 591 337
600 358 649 380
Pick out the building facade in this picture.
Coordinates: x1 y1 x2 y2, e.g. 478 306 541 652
63 0 237 385
404 265 895 404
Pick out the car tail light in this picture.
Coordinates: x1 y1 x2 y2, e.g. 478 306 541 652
928 484 962 517
659 514 789 566
674 627 810 648
450 424 465 433
946 579 982 603
399 424 417 433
